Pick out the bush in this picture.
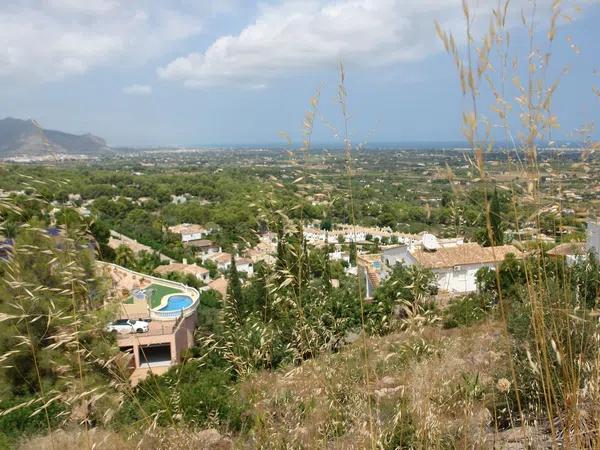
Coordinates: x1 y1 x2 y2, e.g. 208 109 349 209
0 397 65 442
198 290 223 333
112 362 246 432
443 293 493 329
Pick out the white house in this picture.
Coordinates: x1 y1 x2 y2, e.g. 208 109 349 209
205 252 254 277
185 239 221 256
547 242 587 266
382 245 413 268
171 195 187 205
68 193 81 203
587 220 600 259
400 242 522 294
235 257 255 277
244 244 277 266
204 252 233 271
168 223 209 243
154 261 211 284
357 253 386 299
329 251 350 263
383 236 464 268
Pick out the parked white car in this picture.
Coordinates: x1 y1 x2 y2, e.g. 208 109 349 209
106 319 149 334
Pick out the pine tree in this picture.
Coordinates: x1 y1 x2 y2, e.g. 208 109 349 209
226 254 243 306
276 222 286 273
349 241 357 266
322 250 332 292
489 188 504 246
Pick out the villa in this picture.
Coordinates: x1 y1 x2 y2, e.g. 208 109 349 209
100 262 200 386
184 239 221 257
204 251 233 270
244 240 277 266
587 220 600 258
154 261 211 283
235 257 254 277
382 236 464 267
168 223 210 242
401 242 522 294
547 242 587 265
108 230 175 263
357 253 386 299
204 252 254 276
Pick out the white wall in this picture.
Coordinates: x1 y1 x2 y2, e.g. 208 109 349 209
237 263 254 277
195 272 211 283
181 231 206 242
434 262 492 293
587 221 600 259
383 245 411 267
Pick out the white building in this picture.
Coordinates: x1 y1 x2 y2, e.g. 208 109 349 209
154 261 211 284
547 242 587 266
329 251 350 263
235 258 255 277
204 252 254 277
168 223 209 243
171 195 187 204
357 253 386 299
383 236 464 267
401 242 522 294
587 220 600 259
185 239 221 257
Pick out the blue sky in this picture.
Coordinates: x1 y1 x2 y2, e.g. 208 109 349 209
1 0 599 147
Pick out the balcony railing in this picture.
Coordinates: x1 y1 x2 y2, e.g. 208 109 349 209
150 299 198 320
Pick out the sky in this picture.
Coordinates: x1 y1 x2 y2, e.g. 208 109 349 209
0 0 599 147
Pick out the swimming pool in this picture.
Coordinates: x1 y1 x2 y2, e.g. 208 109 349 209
159 294 193 311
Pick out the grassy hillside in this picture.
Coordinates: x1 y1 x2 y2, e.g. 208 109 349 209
19 319 545 449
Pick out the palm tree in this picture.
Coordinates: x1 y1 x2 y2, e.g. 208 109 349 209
114 244 136 268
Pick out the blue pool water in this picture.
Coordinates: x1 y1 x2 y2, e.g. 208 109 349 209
159 295 193 311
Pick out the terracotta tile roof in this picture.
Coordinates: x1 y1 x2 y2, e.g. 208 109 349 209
208 277 228 297
154 263 209 277
409 243 522 269
357 253 382 265
207 252 232 264
185 239 217 248
546 242 586 256
168 223 206 235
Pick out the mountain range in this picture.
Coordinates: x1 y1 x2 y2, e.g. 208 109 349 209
0 117 113 157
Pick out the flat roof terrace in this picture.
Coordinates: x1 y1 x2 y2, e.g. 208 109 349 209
116 319 178 346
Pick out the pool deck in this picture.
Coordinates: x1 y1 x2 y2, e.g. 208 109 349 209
98 261 200 386
156 293 193 311
99 262 199 321
125 284 181 309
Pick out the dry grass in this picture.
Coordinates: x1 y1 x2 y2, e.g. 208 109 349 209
19 426 233 450
234 320 511 449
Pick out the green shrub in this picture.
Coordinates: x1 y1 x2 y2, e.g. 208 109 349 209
112 363 246 432
0 397 65 441
443 293 492 329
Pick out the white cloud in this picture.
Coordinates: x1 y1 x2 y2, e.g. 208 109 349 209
0 1 204 83
123 84 152 95
158 0 590 88
45 0 119 14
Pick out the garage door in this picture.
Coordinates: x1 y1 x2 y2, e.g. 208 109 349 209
139 344 172 368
